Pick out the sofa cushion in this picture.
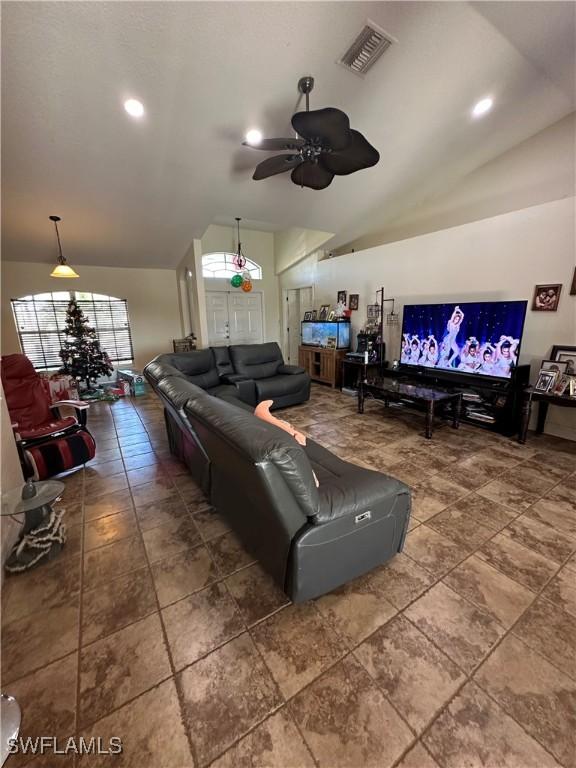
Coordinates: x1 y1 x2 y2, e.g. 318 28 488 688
304 439 408 523
184 394 319 520
212 346 235 377
167 349 219 390
229 343 283 380
206 383 241 399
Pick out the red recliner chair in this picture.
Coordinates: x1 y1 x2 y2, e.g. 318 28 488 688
1 354 96 480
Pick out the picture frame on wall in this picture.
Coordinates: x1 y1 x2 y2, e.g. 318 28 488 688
349 294 359 311
532 284 562 311
319 304 330 320
550 345 576 375
337 290 347 306
367 304 380 319
534 370 557 393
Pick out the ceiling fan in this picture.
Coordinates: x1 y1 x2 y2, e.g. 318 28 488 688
242 76 380 190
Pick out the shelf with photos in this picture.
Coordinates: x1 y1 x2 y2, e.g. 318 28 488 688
533 345 576 398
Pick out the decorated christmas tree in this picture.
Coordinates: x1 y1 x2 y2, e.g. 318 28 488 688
59 299 113 390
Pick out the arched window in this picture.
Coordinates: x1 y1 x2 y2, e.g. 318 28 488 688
202 252 262 280
11 291 134 370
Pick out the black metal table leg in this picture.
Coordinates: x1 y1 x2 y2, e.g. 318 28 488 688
425 401 434 439
536 400 549 435
358 382 364 414
519 391 532 443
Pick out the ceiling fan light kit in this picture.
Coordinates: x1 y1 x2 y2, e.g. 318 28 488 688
243 76 379 190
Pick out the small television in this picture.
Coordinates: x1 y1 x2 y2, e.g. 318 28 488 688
301 320 351 349
400 300 527 380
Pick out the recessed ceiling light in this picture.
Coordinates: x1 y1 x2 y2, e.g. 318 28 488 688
472 97 493 118
124 99 145 118
245 129 263 145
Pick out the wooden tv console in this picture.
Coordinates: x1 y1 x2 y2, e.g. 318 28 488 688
299 345 348 389
376 364 530 437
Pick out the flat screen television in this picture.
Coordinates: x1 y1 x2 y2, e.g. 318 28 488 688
301 320 351 349
400 301 527 380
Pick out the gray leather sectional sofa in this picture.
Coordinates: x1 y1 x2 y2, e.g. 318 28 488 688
144 344 411 602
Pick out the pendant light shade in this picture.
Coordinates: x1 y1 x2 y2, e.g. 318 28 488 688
49 216 79 278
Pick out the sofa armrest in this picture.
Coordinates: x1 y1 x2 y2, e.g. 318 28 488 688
220 373 251 384
277 364 306 375
234 378 257 406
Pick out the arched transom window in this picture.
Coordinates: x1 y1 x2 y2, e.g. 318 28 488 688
202 252 262 280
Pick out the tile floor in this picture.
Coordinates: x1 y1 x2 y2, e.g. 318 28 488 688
2 385 575 768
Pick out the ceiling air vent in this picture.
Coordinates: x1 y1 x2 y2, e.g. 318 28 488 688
339 21 395 76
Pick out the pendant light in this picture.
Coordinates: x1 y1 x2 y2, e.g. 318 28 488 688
232 217 247 271
49 215 79 278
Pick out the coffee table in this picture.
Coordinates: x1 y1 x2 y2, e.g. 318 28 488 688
358 377 462 439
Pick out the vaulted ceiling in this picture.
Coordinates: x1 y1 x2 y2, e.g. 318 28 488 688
2 1 574 268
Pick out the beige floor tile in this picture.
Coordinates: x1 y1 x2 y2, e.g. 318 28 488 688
84 489 133 521
1 597 80 684
225 563 290 626
83 535 146 591
405 582 504 672
542 565 576 618
2 555 80 623
79 613 171 727
476 478 540 512
410 476 468 520
192 506 231 540
135 493 188 531
501 513 576 563
141 516 201 563
151 545 219 607
207 531 256 576
314 571 398 645
209 709 315 768
178 633 281 766
443 554 534 627
290 655 413 768
396 743 441 768
403 525 469 577
513 598 576 680
366 554 436 610
84 508 138 551
477 533 558 592
475 634 576 767
355 614 464 733
423 681 560 768
446 491 516 531
251 603 346 698
80 678 192 767
427 506 494 549
81 567 157 645
162 582 244 670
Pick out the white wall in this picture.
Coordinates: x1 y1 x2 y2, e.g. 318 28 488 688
338 113 576 254
201 225 280 345
1 262 183 370
274 227 333 275
281 198 576 440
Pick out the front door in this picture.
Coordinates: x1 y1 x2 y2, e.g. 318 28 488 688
206 291 264 346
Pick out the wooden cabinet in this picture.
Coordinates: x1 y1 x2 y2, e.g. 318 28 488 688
299 345 347 389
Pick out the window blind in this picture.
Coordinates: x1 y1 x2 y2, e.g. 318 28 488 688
11 297 134 371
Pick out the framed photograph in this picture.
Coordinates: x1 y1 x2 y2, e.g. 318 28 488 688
570 267 576 296
326 336 336 349
349 294 359 311
319 304 330 321
303 311 313 321
534 370 557 393
311 310 318 321
367 304 380 320
540 359 568 376
550 345 576 376
532 284 562 311
570 378 576 398
337 290 347 306
553 375 570 396
327 310 335 321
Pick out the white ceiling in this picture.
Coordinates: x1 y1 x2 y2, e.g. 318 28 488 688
2 1 574 268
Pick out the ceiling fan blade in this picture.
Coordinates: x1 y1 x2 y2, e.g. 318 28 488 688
253 154 302 180
321 129 380 175
242 137 305 151
291 161 334 190
291 108 351 151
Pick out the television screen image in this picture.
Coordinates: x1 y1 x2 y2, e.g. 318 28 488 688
400 301 527 379
301 321 351 349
